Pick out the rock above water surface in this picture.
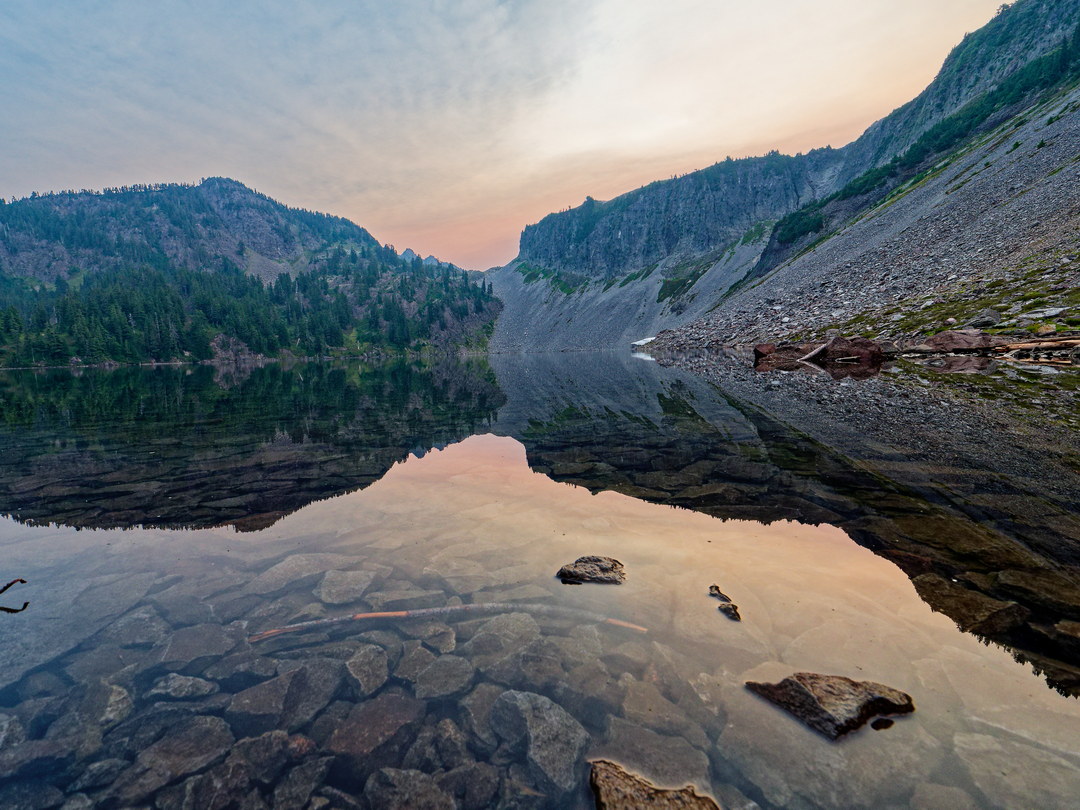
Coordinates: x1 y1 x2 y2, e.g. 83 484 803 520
911 329 1009 353
745 672 914 740
556 556 626 584
590 759 720 810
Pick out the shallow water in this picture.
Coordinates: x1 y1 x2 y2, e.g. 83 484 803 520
0 355 1077 809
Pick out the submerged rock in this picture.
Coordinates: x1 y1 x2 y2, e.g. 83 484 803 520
327 693 425 786
413 655 475 700
491 690 590 797
106 715 234 805
364 768 455 810
556 556 626 584
744 672 914 740
590 759 720 809
147 673 219 701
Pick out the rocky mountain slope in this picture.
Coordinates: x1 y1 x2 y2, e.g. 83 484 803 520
490 0 1080 352
654 81 1080 351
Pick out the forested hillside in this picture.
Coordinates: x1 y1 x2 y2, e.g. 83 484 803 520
0 178 498 365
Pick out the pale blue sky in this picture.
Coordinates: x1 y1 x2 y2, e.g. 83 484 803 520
0 0 1002 268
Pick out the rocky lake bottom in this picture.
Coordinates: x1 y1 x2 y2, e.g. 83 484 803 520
0 353 1077 809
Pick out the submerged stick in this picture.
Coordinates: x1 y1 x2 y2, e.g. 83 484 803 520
248 601 648 643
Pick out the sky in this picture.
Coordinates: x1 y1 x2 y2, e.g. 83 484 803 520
0 0 1004 269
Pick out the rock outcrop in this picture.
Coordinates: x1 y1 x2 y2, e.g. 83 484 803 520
590 759 721 809
745 672 915 740
556 556 626 584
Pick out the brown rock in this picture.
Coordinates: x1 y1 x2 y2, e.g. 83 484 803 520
745 672 914 740
753 343 778 361
556 555 625 584
821 336 884 363
914 329 1010 353
590 759 720 809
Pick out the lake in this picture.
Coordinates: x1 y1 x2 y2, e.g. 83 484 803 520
0 353 1078 809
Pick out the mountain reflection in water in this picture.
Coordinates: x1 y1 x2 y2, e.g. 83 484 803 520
0 353 1078 808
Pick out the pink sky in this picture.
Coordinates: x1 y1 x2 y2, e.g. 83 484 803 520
0 0 1004 268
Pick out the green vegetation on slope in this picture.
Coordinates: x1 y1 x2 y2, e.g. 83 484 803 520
0 183 499 365
774 20 1080 245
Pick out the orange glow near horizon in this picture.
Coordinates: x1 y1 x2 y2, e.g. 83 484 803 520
0 0 1006 269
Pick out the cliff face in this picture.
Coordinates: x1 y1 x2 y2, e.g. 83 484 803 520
517 150 844 280
493 0 1080 352
839 0 1080 183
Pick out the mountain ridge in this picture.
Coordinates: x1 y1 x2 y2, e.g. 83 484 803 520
0 178 499 365
489 0 1080 353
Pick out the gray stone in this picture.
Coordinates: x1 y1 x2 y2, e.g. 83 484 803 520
204 652 278 692
400 620 457 654
155 756 253 810
150 592 216 627
458 612 541 673
491 690 590 798
96 605 170 647
272 757 333 810
403 718 471 771
327 692 425 786
964 308 1002 328
745 672 915 740
246 554 356 595
413 655 475 699
394 640 436 683
0 780 65 810
314 569 376 605
363 768 455 810
622 679 709 749
152 623 238 674
68 757 129 792
98 684 133 728
106 715 234 806
59 795 94 810
459 682 504 754
366 589 446 611
231 730 290 786
225 660 342 737
556 555 625 584
147 673 220 701
601 718 712 794
344 644 389 697
0 712 27 749
435 762 500 810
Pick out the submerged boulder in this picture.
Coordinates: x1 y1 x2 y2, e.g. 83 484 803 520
590 759 720 809
745 672 914 740
556 556 626 584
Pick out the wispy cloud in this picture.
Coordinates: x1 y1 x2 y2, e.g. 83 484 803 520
0 0 1001 268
